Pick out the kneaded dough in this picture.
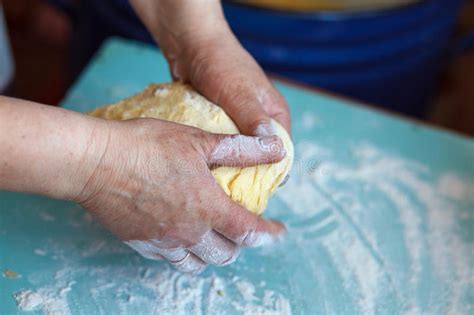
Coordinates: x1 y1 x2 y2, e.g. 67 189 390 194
89 83 294 215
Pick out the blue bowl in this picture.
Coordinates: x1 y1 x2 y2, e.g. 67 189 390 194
223 1 460 44
58 0 466 117
223 0 464 117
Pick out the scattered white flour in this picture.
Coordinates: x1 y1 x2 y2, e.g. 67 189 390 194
9 139 473 314
14 235 290 314
38 211 55 222
14 281 74 314
34 249 47 256
301 112 317 129
275 141 474 314
14 290 43 311
437 173 474 201
235 279 257 302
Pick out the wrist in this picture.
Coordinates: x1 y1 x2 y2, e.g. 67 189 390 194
0 97 114 201
66 119 113 203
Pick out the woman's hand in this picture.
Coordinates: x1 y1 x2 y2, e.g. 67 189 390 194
130 0 291 136
74 118 286 273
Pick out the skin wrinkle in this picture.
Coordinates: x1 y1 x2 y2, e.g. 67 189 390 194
74 123 112 204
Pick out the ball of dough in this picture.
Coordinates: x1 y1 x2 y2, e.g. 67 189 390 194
89 83 294 215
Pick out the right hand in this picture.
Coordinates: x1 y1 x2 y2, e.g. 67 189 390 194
75 118 286 273
129 0 291 136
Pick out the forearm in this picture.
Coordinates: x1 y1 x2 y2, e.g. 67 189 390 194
130 0 231 55
0 96 109 200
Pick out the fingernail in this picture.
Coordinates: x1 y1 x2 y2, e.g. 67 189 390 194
254 121 276 136
258 136 286 157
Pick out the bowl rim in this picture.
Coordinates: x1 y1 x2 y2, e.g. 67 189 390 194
223 0 450 20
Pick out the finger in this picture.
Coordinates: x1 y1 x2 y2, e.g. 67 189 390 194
202 70 290 136
189 230 240 266
201 77 290 136
193 78 271 136
202 133 285 168
170 252 207 274
124 240 206 273
137 250 165 261
125 239 190 262
210 197 286 247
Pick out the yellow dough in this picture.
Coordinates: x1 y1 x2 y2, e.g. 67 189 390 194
89 83 294 215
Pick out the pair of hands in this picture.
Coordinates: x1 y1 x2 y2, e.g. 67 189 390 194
82 0 291 273
0 2 290 273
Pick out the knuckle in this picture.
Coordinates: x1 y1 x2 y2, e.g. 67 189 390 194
240 229 258 246
237 217 262 247
171 253 206 274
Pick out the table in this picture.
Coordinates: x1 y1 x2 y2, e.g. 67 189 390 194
1 38 473 314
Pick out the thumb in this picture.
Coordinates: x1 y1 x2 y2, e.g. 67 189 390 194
199 133 286 168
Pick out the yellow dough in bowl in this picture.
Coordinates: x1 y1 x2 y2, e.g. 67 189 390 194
89 83 294 215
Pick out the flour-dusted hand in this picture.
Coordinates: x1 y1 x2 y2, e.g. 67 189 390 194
129 0 291 136
75 118 286 273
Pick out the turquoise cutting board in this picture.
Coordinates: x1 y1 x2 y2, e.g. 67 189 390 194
1 38 473 314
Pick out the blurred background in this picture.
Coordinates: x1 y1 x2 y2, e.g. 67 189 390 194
1 0 473 136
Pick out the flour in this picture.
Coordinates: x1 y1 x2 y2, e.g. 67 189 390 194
275 141 474 314
10 139 473 314
14 290 43 311
235 279 257 302
14 281 74 314
38 211 55 222
34 248 47 256
437 173 474 201
301 111 317 130
14 238 290 314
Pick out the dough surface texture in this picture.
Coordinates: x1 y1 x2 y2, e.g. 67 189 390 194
89 82 294 215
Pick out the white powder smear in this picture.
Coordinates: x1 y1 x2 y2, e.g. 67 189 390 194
14 290 43 311
275 140 474 314
8 139 473 314
34 248 47 256
437 173 474 201
14 280 74 314
38 211 55 222
235 279 257 302
13 229 290 314
301 111 317 129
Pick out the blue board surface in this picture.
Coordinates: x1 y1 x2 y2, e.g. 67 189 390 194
1 38 473 314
